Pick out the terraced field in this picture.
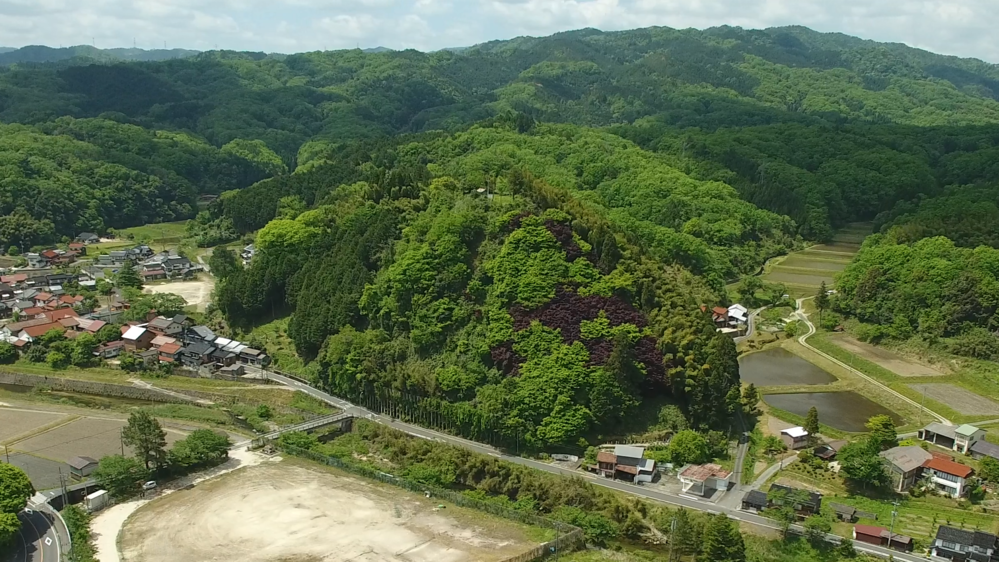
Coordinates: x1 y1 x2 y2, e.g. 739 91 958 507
762 223 869 296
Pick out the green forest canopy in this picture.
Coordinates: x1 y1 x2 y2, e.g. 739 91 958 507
4 24 999 442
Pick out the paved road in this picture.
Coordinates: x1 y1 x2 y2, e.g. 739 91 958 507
2 503 67 562
255 367 931 561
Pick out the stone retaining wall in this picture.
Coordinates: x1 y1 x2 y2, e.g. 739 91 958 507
0 371 186 404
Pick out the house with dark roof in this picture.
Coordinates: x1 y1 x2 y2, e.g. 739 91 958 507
181 341 216 368
186 325 217 343
741 490 768 512
239 347 268 366
75 233 100 244
767 484 822 516
829 502 857 522
972 440 999 463
95 341 125 359
142 269 167 281
932 526 999 561
147 316 183 336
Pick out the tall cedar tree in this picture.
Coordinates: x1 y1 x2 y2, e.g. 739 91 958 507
814 281 830 325
115 262 143 290
697 513 746 562
804 406 820 447
122 411 167 470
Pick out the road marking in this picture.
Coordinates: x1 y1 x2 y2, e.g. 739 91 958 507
44 537 52 546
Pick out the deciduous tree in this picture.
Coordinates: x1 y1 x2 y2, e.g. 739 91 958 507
122 411 167 470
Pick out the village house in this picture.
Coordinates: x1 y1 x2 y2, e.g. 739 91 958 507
75 233 100 244
158 342 182 363
122 326 155 351
678 463 731 496
95 341 125 359
853 525 913 552
239 347 268 366
767 484 822 517
881 446 933 493
18 322 66 342
186 325 217 343
932 526 999 561
922 456 973 498
919 422 986 454
741 490 768 512
68 242 87 255
219 364 245 378
593 445 657 483
881 445 973 497
180 341 216 368
142 269 167 282
780 427 810 450
147 316 184 336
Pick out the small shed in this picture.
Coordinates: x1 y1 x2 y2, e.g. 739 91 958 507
219 364 245 378
829 502 857 522
68 456 99 479
971 440 999 462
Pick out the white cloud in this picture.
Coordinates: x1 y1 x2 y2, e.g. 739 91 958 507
0 0 996 61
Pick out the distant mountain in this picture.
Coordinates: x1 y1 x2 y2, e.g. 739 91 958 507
0 45 199 65
362 46 393 53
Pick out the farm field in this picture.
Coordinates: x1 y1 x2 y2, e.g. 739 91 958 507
828 334 946 377
119 461 544 562
909 384 999 416
10 416 186 463
761 223 868 296
0 408 67 441
87 220 189 254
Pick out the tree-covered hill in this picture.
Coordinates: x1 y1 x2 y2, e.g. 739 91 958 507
0 45 200 66
3 24 999 243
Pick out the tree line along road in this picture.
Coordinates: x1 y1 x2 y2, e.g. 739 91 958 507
249 367 929 562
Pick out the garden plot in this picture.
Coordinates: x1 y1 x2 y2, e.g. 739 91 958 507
909 384 999 416
830 335 945 377
119 462 542 562
10 417 185 462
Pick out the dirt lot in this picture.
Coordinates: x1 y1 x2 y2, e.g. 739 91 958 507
909 384 999 416
144 278 214 311
830 335 945 377
11 417 185 462
119 462 541 562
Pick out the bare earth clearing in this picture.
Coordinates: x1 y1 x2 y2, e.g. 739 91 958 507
119 461 539 562
144 278 214 311
909 384 999 416
0 408 67 441
829 334 945 377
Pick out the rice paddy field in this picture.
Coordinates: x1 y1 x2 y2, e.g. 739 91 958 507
761 223 869 297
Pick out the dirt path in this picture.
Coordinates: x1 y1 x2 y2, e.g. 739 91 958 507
91 445 267 562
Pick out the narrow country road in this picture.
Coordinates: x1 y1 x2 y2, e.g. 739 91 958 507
793 297 950 426
251 366 929 562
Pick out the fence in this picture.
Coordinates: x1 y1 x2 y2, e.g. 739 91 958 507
275 443 585 561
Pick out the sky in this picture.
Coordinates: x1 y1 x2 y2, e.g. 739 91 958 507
1 0 997 62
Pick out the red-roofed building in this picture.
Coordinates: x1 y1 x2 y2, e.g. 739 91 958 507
59 295 83 306
853 525 912 552
158 342 182 363
20 307 44 318
711 306 728 326
43 308 78 323
40 249 58 260
1 273 28 285
68 242 87 255
33 292 53 304
922 457 974 498
678 463 732 496
19 322 66 341
59 317 81 329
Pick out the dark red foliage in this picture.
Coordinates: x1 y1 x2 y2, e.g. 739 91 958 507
510 287 646 342
495 286 668 387
544 219 584 262
490 342 522 377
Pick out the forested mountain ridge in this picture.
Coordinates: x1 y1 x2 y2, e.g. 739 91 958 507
3 24 999 244
0 45 199 65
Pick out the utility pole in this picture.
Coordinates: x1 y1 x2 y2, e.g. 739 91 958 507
666 512 678 562
3 445 8 463
887 500 900 551
120 427 125 456
58 468 68 508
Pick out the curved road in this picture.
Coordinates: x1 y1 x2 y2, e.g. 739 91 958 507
794 297 950 426
253 366 929 561
2 504 66 562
